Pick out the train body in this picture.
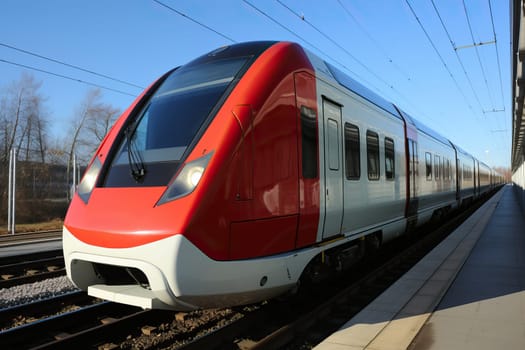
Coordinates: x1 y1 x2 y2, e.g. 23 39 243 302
63 41 502 311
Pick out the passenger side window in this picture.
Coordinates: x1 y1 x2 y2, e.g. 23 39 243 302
300 106 318 179
425 152 432 180
434 155 440 180
367 130 380 180
384 137 395 180
344 123 360 180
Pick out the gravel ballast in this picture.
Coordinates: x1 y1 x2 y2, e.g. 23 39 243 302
0 276 78 308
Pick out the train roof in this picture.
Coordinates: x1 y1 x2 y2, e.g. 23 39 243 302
325 63 402 119
449 141 474 159
195 41 459 154
396 108 452 147
302 48 401 120
192 41 277 65
302 45 462 150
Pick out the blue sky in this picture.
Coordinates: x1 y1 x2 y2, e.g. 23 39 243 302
0 0 511 168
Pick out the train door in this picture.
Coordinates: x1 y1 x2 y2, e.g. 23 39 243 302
406 138 419 231
474 159 481 197
321 98 343 239
456 159 462 201
407 139 418 218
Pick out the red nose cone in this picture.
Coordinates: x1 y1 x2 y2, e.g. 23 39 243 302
65 187 181 248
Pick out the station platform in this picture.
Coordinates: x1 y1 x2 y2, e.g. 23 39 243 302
314 184 525 350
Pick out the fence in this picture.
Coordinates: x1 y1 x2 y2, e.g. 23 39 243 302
2 151 82 231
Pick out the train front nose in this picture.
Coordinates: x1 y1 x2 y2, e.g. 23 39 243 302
64 186 186 249
63 224 200 311
63 184 202 310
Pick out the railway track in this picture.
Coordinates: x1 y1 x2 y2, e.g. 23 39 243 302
0 193 495 349
0 230 62 247
0 299 145 349
0 290 92 330
0 250 65 288
0 290 249 349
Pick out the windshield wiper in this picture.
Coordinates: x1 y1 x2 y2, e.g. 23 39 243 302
125 124 146 182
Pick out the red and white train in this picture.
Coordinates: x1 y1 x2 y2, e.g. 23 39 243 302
63 41 503 311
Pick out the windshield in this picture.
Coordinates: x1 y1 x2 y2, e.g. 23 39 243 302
103 57 249 187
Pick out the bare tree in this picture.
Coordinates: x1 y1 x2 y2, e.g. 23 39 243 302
0 73 47 164
0 73 52 223
65 88 120 195
85 102 120 144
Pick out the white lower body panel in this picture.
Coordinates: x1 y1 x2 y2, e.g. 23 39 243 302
62 226 320 310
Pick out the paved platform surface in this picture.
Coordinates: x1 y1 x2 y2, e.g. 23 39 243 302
315 185 525 350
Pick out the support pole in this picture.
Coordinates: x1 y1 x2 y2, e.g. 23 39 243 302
11 148 16 235
71 153 77 199
7 148 16 234
7 149 12 234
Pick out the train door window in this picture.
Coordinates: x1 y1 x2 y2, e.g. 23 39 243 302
344 122 360 180
384 137 395 180
412 141 419 177
425 152 432 180
463 165 469 180
457 160 462 182
408 139 419 200
327 119 340 170
434 155 440 180
366 130 380 180
300 106 318 179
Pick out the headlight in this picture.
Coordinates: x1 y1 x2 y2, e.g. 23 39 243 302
157 152 213 205
77 157 102 204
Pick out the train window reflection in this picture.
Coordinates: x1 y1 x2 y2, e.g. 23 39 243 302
425 152 432 180
300 106 318 179
434 155 441 179
385 137 395 180
344 123 360 180
367 130 379 180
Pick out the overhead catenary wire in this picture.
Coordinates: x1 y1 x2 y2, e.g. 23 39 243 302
276 0 395 90
334 0 443 125
462 0 507 155
487 0 506 111
430 0 506 156
0 42 144 90
405 0 476 117
461 0 495 110
430 0 484 113
242 1 328 58
336 0 414 83
277 0 444 126
242 0 376 90
153 0 382 101
152 0 236 43
0 58 137 97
